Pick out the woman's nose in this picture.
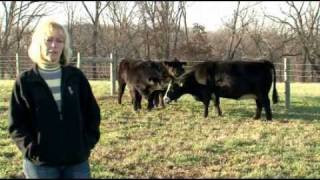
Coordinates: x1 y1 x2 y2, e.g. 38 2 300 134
50 41 57 48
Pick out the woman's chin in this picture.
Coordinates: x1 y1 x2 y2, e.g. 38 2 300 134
45 57 59 63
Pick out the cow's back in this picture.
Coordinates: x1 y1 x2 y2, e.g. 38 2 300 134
118 58 136 82
118 59 155 84
118 58 173 97
190 60 274 99
213 60 274 98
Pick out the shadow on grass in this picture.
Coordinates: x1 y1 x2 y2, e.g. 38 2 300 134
223 96 320 121
274 96 320 121
7 173 25 179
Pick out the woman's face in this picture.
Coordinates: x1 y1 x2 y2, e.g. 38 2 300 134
40 28 65 64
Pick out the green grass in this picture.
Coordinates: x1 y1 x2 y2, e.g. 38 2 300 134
1 80 320 178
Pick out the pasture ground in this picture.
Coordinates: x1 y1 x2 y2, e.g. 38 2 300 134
0 80 320 178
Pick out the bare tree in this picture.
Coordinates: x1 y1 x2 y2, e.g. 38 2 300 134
223 1 261 60
64 2 78 43
1 1 52 54
176 23 213 61
182 2 189 44
157 2 187 59
172 2 187 55
105 1 139 59
266 1 320 76
82 1 109 56
136 1 156 58
136 1 186 59
242 16 280 61
81 1 109 79
0 1 50 78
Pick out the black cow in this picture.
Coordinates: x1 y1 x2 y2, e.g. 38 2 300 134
118 58 186 111
163 59 279 120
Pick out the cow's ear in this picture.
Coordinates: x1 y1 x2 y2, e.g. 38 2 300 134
172 78 183 87
195 68 208 85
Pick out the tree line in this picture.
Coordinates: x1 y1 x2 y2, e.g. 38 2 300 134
1 1 319 81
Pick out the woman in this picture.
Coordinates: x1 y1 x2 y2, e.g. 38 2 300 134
8 18 101 178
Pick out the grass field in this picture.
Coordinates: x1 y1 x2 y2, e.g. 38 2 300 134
0 80 320 178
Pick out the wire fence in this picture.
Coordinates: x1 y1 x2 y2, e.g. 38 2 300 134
0 55 113 80
1 55 320 82
0 55 319 116
273 62 320 82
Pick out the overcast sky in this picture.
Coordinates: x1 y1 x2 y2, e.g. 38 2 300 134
44 1 291 32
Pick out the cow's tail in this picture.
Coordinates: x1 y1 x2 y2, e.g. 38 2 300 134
270 61 279 104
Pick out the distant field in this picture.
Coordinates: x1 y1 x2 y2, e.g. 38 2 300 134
1 80 320 178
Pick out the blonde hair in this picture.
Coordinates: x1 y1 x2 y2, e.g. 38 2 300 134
28 18 72 65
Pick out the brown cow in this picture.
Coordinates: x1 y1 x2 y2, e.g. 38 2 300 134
118 58 186 111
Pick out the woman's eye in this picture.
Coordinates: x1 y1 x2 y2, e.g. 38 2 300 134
46 38 64 43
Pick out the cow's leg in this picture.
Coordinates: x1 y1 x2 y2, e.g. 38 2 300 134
136 90 142 110
153 93 159 107
128 88 134 105
213 96 222 116
203 100 210 118
254 99 262 119
129 88 136 110
159 90 165 108
147 92 157 110
151 90 165 108
261 95 272 120
152 91 160 108
131 89 142 111
118 80 126 104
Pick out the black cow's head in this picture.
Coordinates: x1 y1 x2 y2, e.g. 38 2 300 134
163 77 186 104
163 58 187 78
163 68 204 104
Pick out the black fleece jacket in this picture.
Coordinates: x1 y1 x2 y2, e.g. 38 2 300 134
8 64 100 166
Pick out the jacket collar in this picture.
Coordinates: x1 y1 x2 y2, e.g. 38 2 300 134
29 63 78 83
30 63 60 79
29 64 45 83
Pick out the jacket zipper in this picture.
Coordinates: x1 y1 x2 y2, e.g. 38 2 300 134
59 68 65 121
35 66 75 121
37 70 63 121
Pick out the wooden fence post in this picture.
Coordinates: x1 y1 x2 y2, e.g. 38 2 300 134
284 57 290 111
16 53 20 77
77 52 81 69
109 53 116 96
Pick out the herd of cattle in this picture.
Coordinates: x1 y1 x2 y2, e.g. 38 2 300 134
117 58 279 121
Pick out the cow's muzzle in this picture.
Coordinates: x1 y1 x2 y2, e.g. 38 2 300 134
163 96 171 104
